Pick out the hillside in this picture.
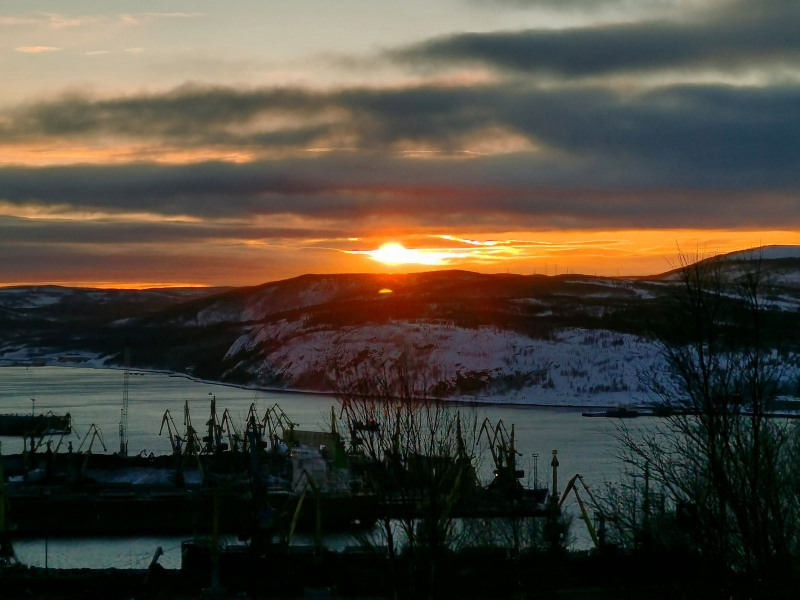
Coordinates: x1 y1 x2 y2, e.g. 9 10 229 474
659 245 800 281
2 249 799 406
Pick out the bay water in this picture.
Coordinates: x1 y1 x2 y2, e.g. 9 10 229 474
1 366 628 569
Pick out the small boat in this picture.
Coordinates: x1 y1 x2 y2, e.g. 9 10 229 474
581 408 641 418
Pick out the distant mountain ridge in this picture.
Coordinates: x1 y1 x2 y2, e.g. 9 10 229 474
656 245 800 285
2 247 799 406
727 246 800 261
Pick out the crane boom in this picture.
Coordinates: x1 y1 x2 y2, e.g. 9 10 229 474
159 410 184 455
559 473 600 548
287 470 322 553
220 409 241 452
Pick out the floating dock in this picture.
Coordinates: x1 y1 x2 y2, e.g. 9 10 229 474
582 408 641 418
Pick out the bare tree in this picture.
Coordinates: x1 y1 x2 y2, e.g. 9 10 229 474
333 347 481 598
608 249 800 595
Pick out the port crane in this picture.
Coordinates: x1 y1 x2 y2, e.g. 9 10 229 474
159 402 205 484
27 412 79 454
203 396 228 454
220 408 242 453
182 401 203 454
262 404 296 451
558 473 600 549
77 424 107 478
286 469 322 554
478 418 523 495
77 423 107 454
159 409 185 455
348 416 381 454
178 401 205 483
243 403 266 453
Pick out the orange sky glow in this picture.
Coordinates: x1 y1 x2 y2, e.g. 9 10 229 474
340 230 800 276
1 3 797 290
3 228 794 289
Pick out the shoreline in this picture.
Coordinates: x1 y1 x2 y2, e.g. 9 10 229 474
0 361 635 411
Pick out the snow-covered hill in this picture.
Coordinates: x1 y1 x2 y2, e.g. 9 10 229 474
728 246 800 261
0 285 226 314
659 245 800 293
224 319 668 406
2 254 799 406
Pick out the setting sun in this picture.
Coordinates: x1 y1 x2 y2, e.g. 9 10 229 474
359 242 448 266
374 243 415 265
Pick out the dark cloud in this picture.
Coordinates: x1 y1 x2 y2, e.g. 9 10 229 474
2 83 515 152
0 217 332 246
1 81 799 192
1 85 331 146
397 1 800 77
2 2 795 285
471 0 676 9
0 155 797 231
0 231 359 286
1 0 799 239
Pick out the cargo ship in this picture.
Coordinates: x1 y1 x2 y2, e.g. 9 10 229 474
0 413 71 436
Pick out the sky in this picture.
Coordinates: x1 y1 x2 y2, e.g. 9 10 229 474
1 0 798 287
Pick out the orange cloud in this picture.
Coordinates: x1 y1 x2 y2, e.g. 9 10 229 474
15 46 61 53
0 143 255 167
0 281 210 290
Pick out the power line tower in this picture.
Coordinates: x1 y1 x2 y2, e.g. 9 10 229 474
119 340 130 457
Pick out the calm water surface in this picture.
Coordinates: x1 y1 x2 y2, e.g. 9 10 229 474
1 366 629 568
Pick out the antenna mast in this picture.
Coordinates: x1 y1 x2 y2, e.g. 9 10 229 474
119 340 130 457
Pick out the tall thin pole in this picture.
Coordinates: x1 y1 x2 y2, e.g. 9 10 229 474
551 449 559 502
119 340 130 457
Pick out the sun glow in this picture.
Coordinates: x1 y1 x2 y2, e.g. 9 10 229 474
362 242 450 266
347 239 524 266
342 230 800 275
